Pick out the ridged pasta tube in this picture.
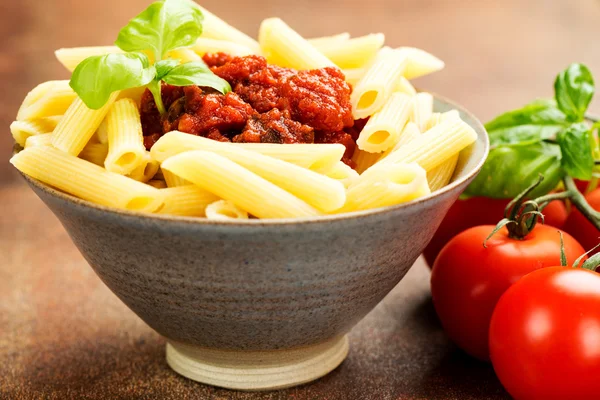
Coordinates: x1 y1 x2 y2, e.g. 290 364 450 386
158 186 220 217
357 93 412 153
205 200 250 220
104 98 147 175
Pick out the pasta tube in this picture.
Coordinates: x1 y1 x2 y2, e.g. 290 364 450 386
159 186 219 217
259 18 335 70
161 151 321 219
55 46 123 72
153 132 346 212
205 200 250 220
147 180 167 189
150 131 345 173
199 6 261 54
313 33 385 69
162 169 190 188
397 47 445 79
167 48 204 63
325 162 359 188
79 142 109 166
52 93 119 156
17 81 77 121
104 98 147 175
352 149 382 174
379 121 421 161
411 92 434 132
425 110 461 131
427 153 459 192
394 76 417 96
351 47 408 119
10 117 60 147
127 152 159 183
24 133 53 148
10 146 164 212
343 68 366 87
357 93 412 153
308 33 351 47
339 163 430 212
192 38 256 57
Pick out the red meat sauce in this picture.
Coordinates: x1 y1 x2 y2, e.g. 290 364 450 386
141 53 362 167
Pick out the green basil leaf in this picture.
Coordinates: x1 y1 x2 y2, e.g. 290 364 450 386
155 59 180 80
485 99 569 146
70 53 156 109
464 142 564 199
554 63 594 121
162 62 231 93
115 0 204 59
556 123 594 180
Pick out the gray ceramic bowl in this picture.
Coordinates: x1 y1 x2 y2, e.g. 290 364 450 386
21 94 488 391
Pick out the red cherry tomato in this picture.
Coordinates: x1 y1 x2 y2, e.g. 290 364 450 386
424 197 568 267
489 267 600 400
430 224 584 361
564 189 600 255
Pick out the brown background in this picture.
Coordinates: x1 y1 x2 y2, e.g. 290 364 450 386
2 0 600 398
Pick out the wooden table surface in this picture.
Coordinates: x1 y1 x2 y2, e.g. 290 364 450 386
2 0 600 398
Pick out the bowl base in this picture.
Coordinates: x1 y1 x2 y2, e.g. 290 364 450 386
165 335 349 391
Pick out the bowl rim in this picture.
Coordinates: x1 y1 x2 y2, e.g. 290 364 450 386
18 92 489 226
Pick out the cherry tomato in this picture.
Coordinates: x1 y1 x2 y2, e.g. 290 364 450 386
489 267 600 400
430 224 584 361
424 197 568 267
564 189 600 255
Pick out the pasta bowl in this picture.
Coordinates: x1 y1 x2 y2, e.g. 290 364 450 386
20 94 488 391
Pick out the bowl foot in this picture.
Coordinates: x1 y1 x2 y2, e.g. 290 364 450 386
165 335 349 391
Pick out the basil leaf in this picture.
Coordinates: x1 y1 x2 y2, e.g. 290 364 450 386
155 59 180 80
485 99 569 146
115 0 204 59
556 123 594 180
554 63 594 121
70 53 156 109
464 143 563 199
162 62 231 93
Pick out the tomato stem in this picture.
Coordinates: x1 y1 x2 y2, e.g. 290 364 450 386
563 176 600 232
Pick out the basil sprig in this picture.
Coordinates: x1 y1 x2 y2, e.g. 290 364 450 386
466 63 596 198
69 0 230 113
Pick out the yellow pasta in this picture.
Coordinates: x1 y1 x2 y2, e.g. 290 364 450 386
379 121 422 161
199 6 261 54
325 161 359 188
94 118 109 144
352 149 382 174
192 38 256 57
411 92 434 132
351 47 408 119
163 168 190 187
307 33 350 47
343 68 366 87
167 48 204 63
55 46 123 72
371 119 477 173
10 146 164 212
312 33 385 69
117 86 147 107
17 81 77 121
10 118 60 147
427 153 459 192
205 200 250 220
397 47 445 80
127 152 159 183
153 133 346 212
161 151 321 219
79 142 109 166
24 133 53 148
394 76 417 96
357 93 412 153
52 93 119 156
425 110 461 131
259 18 336 70
147 180 168 189
339 163 430 212
150 131 345 173
104 98 147 175
159 185 220 217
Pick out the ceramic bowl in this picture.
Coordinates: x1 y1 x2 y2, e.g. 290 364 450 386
21 94 488 391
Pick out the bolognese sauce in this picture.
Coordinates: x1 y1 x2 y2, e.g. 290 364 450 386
140 53 359 166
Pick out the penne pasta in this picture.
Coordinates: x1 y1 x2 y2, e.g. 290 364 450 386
55 46 123 72
339 162 430 212
351 47 408 119
379 121 422 161
427 153 459 192
162 168 190 188
79 142 109 166
397 47 445 80
10 117 60 147
343 68 367 87
352 149 382 174
17 81 77 121
192 38 256 57
147 180 168 189
159 185 220 217
153 132 346 212
24 133 53 148
205 199 249 220
356 93 412 153
325 161 360 188
104 98 147 175
10 146 164 212
116 86 147 107
198 6 262 54
425 110 461 131
313 33 385 69
259 18 336 70
371 119 478 173
52 93 119 156
411 92 434 132
150 131 345 173
167 48 204 63
127 152 159 183
307 33 351 47
161 151 321 219
394 76 417 96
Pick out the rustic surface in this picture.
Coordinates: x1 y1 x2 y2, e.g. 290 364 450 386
2 0 600 398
